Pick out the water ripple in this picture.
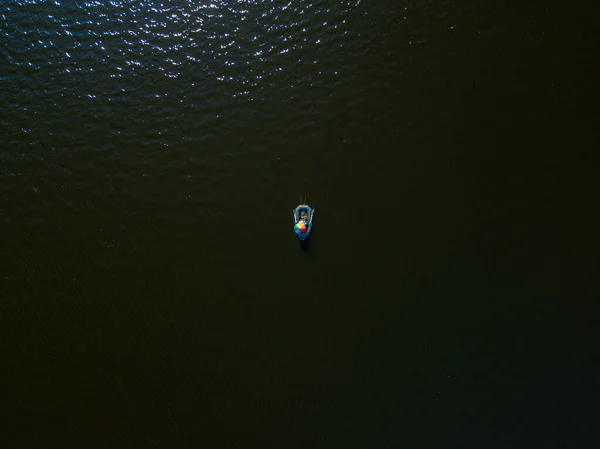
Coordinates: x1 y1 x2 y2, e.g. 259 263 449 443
2 0 365 151
1 0 494 301
3 0 360 87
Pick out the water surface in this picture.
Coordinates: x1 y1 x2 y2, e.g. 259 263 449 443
1 1 597 447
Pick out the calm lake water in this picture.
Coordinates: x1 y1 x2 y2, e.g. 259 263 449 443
1 1 597 447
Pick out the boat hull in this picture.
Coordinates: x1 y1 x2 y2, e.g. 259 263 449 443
294 204 313 240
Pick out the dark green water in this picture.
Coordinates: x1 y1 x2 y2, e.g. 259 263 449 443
1 1 598 447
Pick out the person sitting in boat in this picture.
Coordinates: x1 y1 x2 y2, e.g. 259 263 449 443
300 211 308 224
